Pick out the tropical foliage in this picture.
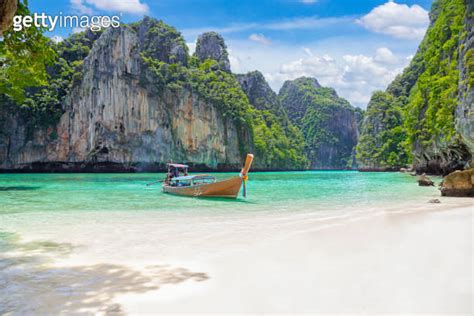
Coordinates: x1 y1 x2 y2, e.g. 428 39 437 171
356 0 468 169
356 91 409 168
0 1 55 102
142 50 307 168
279 78 359 168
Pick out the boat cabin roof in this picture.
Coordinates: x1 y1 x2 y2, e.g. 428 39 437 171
170 174 215 181
167 163 189 169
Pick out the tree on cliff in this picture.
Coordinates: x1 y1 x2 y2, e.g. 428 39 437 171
356 91 409 169
356 0 472 173
0 0 55 102
279 77 360 169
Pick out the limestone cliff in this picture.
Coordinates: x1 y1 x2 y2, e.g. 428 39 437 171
56 26 245 170
356 91 408 171
356 0 473 174
236 70 290 125
456 0 474 162
0 18 309 171
0 23 248 171
194 32 231 73
279 77 360 169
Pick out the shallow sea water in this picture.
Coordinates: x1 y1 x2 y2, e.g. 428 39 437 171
0 171 441 215
0 171 463 314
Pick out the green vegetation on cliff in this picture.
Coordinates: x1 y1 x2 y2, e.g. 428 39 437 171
142 52 307 169
27 31 102 121
0 0 104 139
279 77 360 169
134 18 308 169
356 92 409 168
6 30 103 139
131 18 188 65
356 0 471 172
1 15 308 169
404 0 465 151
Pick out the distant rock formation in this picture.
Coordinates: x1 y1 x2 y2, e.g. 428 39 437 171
194 32 231 72
279 77 361 169
236 70 288 123
0 18 308 172
356 91 408 172
135 16 188 66
279 77 322 124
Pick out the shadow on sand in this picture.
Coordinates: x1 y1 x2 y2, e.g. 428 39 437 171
0 232 209 315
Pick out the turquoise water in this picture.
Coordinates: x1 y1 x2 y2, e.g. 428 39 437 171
0 171 447 314
0 171 441 215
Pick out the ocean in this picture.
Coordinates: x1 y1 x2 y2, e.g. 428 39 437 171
0 171 452 314
0 171 441 215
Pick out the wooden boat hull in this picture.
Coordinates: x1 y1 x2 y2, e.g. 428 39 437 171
162 176 243 198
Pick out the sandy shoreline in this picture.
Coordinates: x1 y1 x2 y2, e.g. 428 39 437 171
1 197 472 314
117 201 473 314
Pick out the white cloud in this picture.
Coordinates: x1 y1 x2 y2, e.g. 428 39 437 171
250 46 409 108
181 16 352 37
228 49 243 73
300 0 318 4
342 54 399 87
50 35 64 43
71 0 149 15
303 47 313 57
374 47 398 64
249 33 272 45
357 1 429 40
264 16 352 31
279 54 340 81
186 42 196 54
71 0 94 15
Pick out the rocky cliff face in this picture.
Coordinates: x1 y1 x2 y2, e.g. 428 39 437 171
194 32 231 72
356 0 473 174
0 102 56 170
1 18 313 171
135 17 189 66
57 25 245 169
279 77 322 123
0 22 249 171
236 71 288 123
356 91 408 171
456 0 474 162
279 77 360 169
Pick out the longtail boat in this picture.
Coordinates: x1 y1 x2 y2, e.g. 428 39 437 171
162 154 254 198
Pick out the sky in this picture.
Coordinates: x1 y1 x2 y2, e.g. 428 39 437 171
30 0 434 108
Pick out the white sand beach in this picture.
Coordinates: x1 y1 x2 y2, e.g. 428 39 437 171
1 196 472 315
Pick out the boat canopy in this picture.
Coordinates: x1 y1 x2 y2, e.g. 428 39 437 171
167 163 189 168
171 175 215 181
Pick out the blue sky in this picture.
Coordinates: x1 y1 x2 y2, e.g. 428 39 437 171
30 0 433 108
